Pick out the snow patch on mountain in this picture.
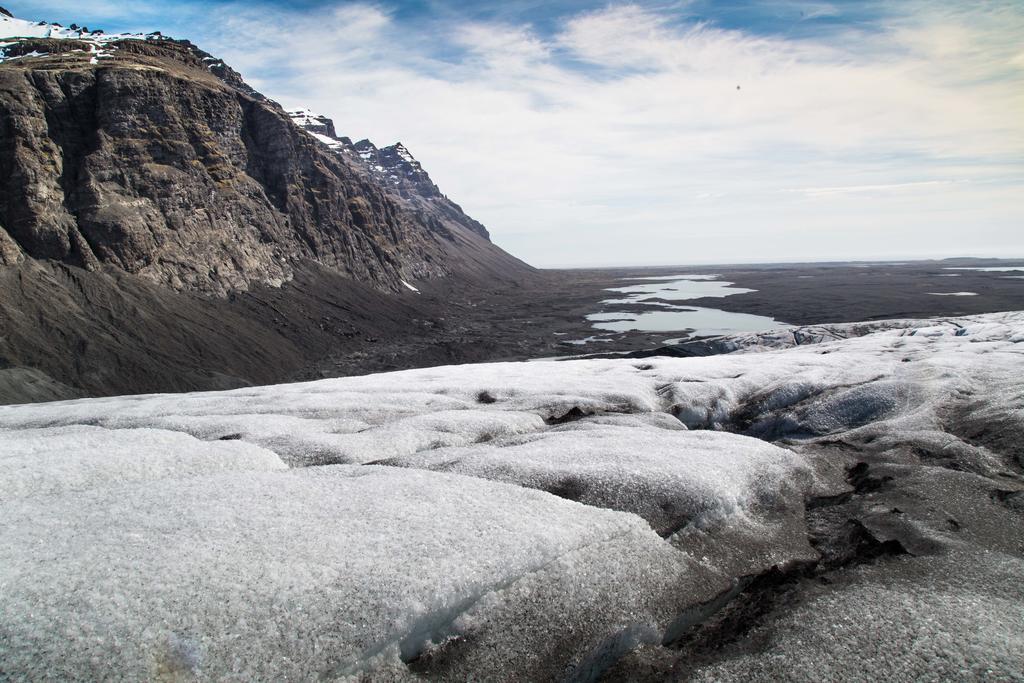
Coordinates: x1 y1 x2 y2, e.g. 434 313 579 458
392 142 416 164
0 10 166 62
287 109 433 189
284 106 491 239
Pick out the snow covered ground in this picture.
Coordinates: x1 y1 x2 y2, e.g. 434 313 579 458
0 12 164 63
2 312 1022 680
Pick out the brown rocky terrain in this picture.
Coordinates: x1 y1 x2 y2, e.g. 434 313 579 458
0 15 542 402
0 32 527 294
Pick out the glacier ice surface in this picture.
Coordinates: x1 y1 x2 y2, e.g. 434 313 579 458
1 311 1022 679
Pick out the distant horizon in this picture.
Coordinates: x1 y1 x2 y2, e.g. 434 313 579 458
535 254 1024 271
6 0 1023 267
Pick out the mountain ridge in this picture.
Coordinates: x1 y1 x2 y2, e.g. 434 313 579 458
0 9 525 295
0 8 536 402
288 108 491 240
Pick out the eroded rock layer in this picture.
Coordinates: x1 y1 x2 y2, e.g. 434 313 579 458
0 10 532 401
0 26 527 295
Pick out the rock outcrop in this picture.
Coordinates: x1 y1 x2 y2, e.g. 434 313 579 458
0 14 527 295
288 109 491 240
0 10 537 401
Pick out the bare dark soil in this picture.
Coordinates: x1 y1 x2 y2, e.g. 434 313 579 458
652 258 1024 324
1 257 1021 403
324 257 1024 372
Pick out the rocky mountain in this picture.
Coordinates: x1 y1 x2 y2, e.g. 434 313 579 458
0 10 525 296
0 9 534 402
287 109 491 240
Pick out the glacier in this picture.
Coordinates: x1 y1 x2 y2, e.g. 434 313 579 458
1 312 1022 680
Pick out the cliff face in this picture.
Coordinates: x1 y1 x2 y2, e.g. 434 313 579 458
288 109 491 240
0 11 535 402
0 24 527 295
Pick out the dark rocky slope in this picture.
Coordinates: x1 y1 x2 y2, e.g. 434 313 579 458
0 14 533 402
0 36 528 294
287 108 491 242
0 259 587 402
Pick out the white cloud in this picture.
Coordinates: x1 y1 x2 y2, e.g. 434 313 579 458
783 180 965 198
114 2 1024 265
558 4 674 69
455 22 550 67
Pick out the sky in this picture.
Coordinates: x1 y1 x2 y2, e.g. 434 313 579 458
7 0 1024 266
